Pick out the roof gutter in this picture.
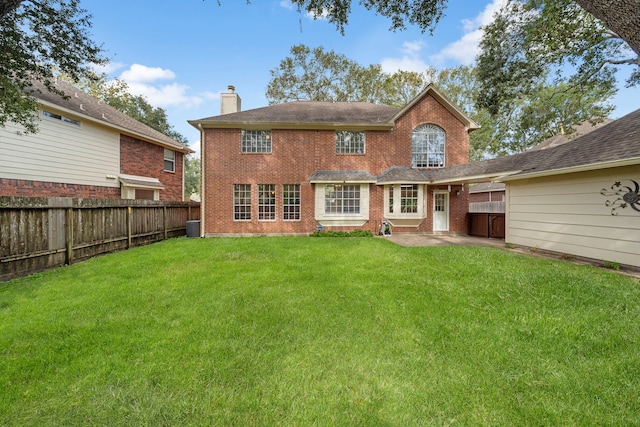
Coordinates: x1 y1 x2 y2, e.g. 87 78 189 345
499 157 640 182
198 123 205 238
429 170 523 185
188 120 395 131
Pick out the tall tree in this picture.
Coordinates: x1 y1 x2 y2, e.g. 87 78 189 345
0 0 106 133
436 64 614 156
476 0 629 119
284 0 640 64
266 44 433 106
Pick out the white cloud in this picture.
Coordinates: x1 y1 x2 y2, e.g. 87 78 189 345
90 61 126 75
117 64 203 109
430 0 508 65
380 40 430 73
279 0 294 10
120 64 175 83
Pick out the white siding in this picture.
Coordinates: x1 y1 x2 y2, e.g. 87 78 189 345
0 110 120 188
505 165 640 267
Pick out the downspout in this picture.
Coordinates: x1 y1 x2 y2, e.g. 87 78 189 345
198 123 205 237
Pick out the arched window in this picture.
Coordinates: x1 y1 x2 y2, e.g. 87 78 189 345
412 124 445 168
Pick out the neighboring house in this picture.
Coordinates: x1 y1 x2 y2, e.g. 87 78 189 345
469 182 505 204
189 85 480 236
528 119 613 152
0 79 192 201
469 119 612 206
429 108 640 268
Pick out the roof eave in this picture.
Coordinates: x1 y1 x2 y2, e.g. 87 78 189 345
310 179 377 184
376 179 431 185
189 119 395 131
39 99 193 154
430 170 523 185
500 157 640 182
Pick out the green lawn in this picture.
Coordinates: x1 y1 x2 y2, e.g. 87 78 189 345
1 237 639 426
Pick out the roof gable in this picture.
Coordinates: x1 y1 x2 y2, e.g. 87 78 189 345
392 84 480 131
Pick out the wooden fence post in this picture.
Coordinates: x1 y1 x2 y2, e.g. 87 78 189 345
65 207 74 265
163 206 168 240
127 206 132 248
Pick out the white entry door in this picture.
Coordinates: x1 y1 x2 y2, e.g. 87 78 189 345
433 192 449 231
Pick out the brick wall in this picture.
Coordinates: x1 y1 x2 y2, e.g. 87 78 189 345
202 93 471 235
120 135 184 201
0 178 120 198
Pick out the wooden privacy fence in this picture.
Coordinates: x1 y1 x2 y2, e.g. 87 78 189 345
0 197 200 281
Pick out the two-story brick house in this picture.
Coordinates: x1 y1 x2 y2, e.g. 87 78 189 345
0 79 192 201
189 85 479 236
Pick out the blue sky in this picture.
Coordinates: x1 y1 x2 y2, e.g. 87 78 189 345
83 0 639 155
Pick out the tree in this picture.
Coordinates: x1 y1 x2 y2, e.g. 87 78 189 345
268 44 614 158
285 0 640 64
0 0 106 133
476 0 629 120
435 64 614 157
184 156 201 198
266 44 433 106
573 0 640 59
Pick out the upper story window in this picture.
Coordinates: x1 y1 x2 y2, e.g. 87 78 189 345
42 110 80 127
412 124 445 168
164 149 175 172
336 131 365 154
241 129 272 153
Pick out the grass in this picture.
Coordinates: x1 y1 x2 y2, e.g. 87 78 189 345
1 237 639 426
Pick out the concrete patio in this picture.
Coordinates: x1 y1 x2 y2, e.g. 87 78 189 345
382 233 506 248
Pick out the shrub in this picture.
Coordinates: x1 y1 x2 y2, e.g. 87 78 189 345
310 229 373 237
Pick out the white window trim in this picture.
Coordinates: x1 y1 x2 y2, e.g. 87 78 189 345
233 184 252 222
282 184 301 222
241 129 272 153
164 149 176 173
335 130 366 154
383 184 427 227
258 184 277 222
42 109 81 127
314 183 369 226
412 124 446 168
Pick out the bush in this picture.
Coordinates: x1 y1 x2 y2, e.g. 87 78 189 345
310 229 373 237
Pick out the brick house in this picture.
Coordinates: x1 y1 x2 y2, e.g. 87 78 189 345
0 79 192 200
189 85 479 236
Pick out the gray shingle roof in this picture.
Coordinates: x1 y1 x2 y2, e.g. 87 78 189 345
529 119 613 151
28 79 192 153
377 166 430 183
428 108 640 183
192 101 399 129
309 170 377 183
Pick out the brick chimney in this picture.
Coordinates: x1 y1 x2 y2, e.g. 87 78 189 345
220 85 241 115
